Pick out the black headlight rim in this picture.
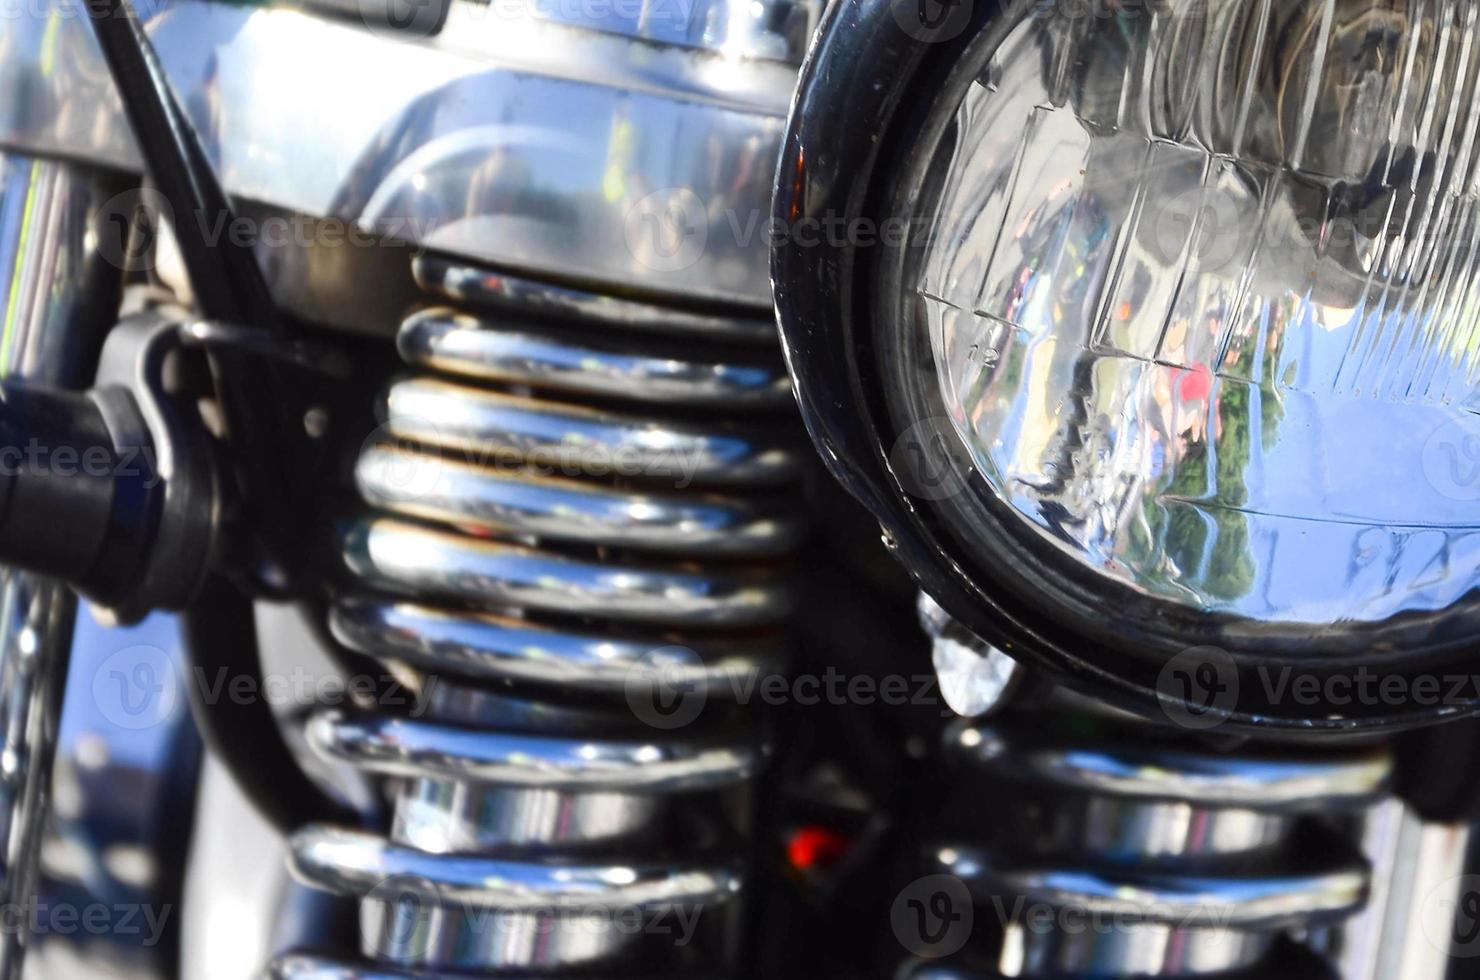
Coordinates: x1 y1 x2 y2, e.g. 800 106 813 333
772 0 1480 733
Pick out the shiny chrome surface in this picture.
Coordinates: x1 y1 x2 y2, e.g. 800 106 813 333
292 254 802 972
290 826 741 910
390 777 664 852
992 922 1272 978
307 711 759 791
0 0 794 307
5 6 798 974
398 308 792 407
291 827 742 970
0 153 127 980
1371 817 1474 979
417 257 781 343
899 0 1480 629
951 724 1392 810
1336 798 1409 980
929 718 1393 976
384 379 801 486
356 446 802 555
343 515 792 627
919 593 1023 719
507 0 823 63
329 599 777 693
932 845 1369 928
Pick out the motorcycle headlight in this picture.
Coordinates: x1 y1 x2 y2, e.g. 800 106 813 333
775 0 1480 730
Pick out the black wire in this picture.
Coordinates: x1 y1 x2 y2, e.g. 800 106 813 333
86 0 355 833
181 579 357 834
83 0 302 561
82 0 283 332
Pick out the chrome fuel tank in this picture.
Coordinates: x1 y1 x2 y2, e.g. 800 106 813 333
0 0 815 309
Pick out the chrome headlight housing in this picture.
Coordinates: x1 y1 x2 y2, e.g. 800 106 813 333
775 0 1480 730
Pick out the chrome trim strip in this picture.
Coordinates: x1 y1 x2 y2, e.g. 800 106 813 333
415 257 780 342
951 724 1393 809
343 516 793 627
930 845 1371 930
933 718 1394 976
329 598 778 691
398 307 791 407
384 378 803 486
307 711 759 791
356 445 803 555
288 825 742 910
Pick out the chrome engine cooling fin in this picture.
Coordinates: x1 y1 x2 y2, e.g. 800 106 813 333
910 720 1394 978
276 261 804 976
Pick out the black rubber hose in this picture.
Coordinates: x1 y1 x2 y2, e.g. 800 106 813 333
180 578 358 834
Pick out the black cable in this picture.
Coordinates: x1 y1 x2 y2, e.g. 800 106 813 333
82 0 283 332
86 0 355 833
180 578 358 834
83 0 303 568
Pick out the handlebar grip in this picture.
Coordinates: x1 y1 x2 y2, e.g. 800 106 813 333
0 379 159 602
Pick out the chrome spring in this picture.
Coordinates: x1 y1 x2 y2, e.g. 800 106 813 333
272 259 805 978
905 718 1394 978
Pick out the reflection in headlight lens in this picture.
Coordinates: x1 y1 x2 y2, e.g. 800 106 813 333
902 0 1480 628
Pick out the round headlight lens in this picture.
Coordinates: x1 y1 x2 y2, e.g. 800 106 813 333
890 0 1480 630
